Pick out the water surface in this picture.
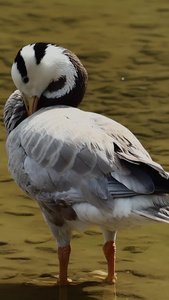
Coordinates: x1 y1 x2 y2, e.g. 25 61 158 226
1 0 169 299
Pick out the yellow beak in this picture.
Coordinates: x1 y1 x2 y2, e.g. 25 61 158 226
23 95 39 116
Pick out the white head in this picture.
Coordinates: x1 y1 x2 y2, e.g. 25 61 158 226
11 43 88 114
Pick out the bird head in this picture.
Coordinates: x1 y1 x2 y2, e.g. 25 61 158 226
11 43 88 116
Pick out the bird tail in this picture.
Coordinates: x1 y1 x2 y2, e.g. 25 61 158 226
133 194 169 224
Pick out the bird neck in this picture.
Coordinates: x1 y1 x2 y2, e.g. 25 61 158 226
38 72 87 109
38 49 88 109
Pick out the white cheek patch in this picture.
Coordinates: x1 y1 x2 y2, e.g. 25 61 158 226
11 63 22 91
43 65 77 99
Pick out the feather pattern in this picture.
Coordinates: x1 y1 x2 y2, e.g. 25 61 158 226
4 43 169 285
5 89 169 236
4 43 169 263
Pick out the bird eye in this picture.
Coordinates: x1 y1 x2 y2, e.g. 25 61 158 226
23 76 29 84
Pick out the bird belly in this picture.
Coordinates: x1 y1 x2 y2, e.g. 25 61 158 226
71 202 153 232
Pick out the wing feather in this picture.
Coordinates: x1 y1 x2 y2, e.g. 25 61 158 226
6 105 169 209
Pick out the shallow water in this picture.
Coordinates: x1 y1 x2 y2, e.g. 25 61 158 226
1 0 169 299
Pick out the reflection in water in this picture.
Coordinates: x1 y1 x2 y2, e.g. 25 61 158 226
1 0 169 300
0 282 117 300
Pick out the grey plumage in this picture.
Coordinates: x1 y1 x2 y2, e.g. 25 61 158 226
4 89 169 229
4 43 169 284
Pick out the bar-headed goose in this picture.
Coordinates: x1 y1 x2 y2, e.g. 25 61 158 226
4 43 169 285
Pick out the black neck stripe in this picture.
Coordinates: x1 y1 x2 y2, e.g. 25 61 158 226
34 43 48 65
47 76 66 93
15 50 28 80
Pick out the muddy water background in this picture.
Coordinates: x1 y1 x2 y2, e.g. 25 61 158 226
1 0 169 299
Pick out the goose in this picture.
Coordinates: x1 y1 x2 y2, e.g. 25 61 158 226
4 42 169 286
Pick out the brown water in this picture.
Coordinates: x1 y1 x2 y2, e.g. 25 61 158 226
1 0 169 299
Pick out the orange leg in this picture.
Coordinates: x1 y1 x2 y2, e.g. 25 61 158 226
103 241 117 284
57 245 71 285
